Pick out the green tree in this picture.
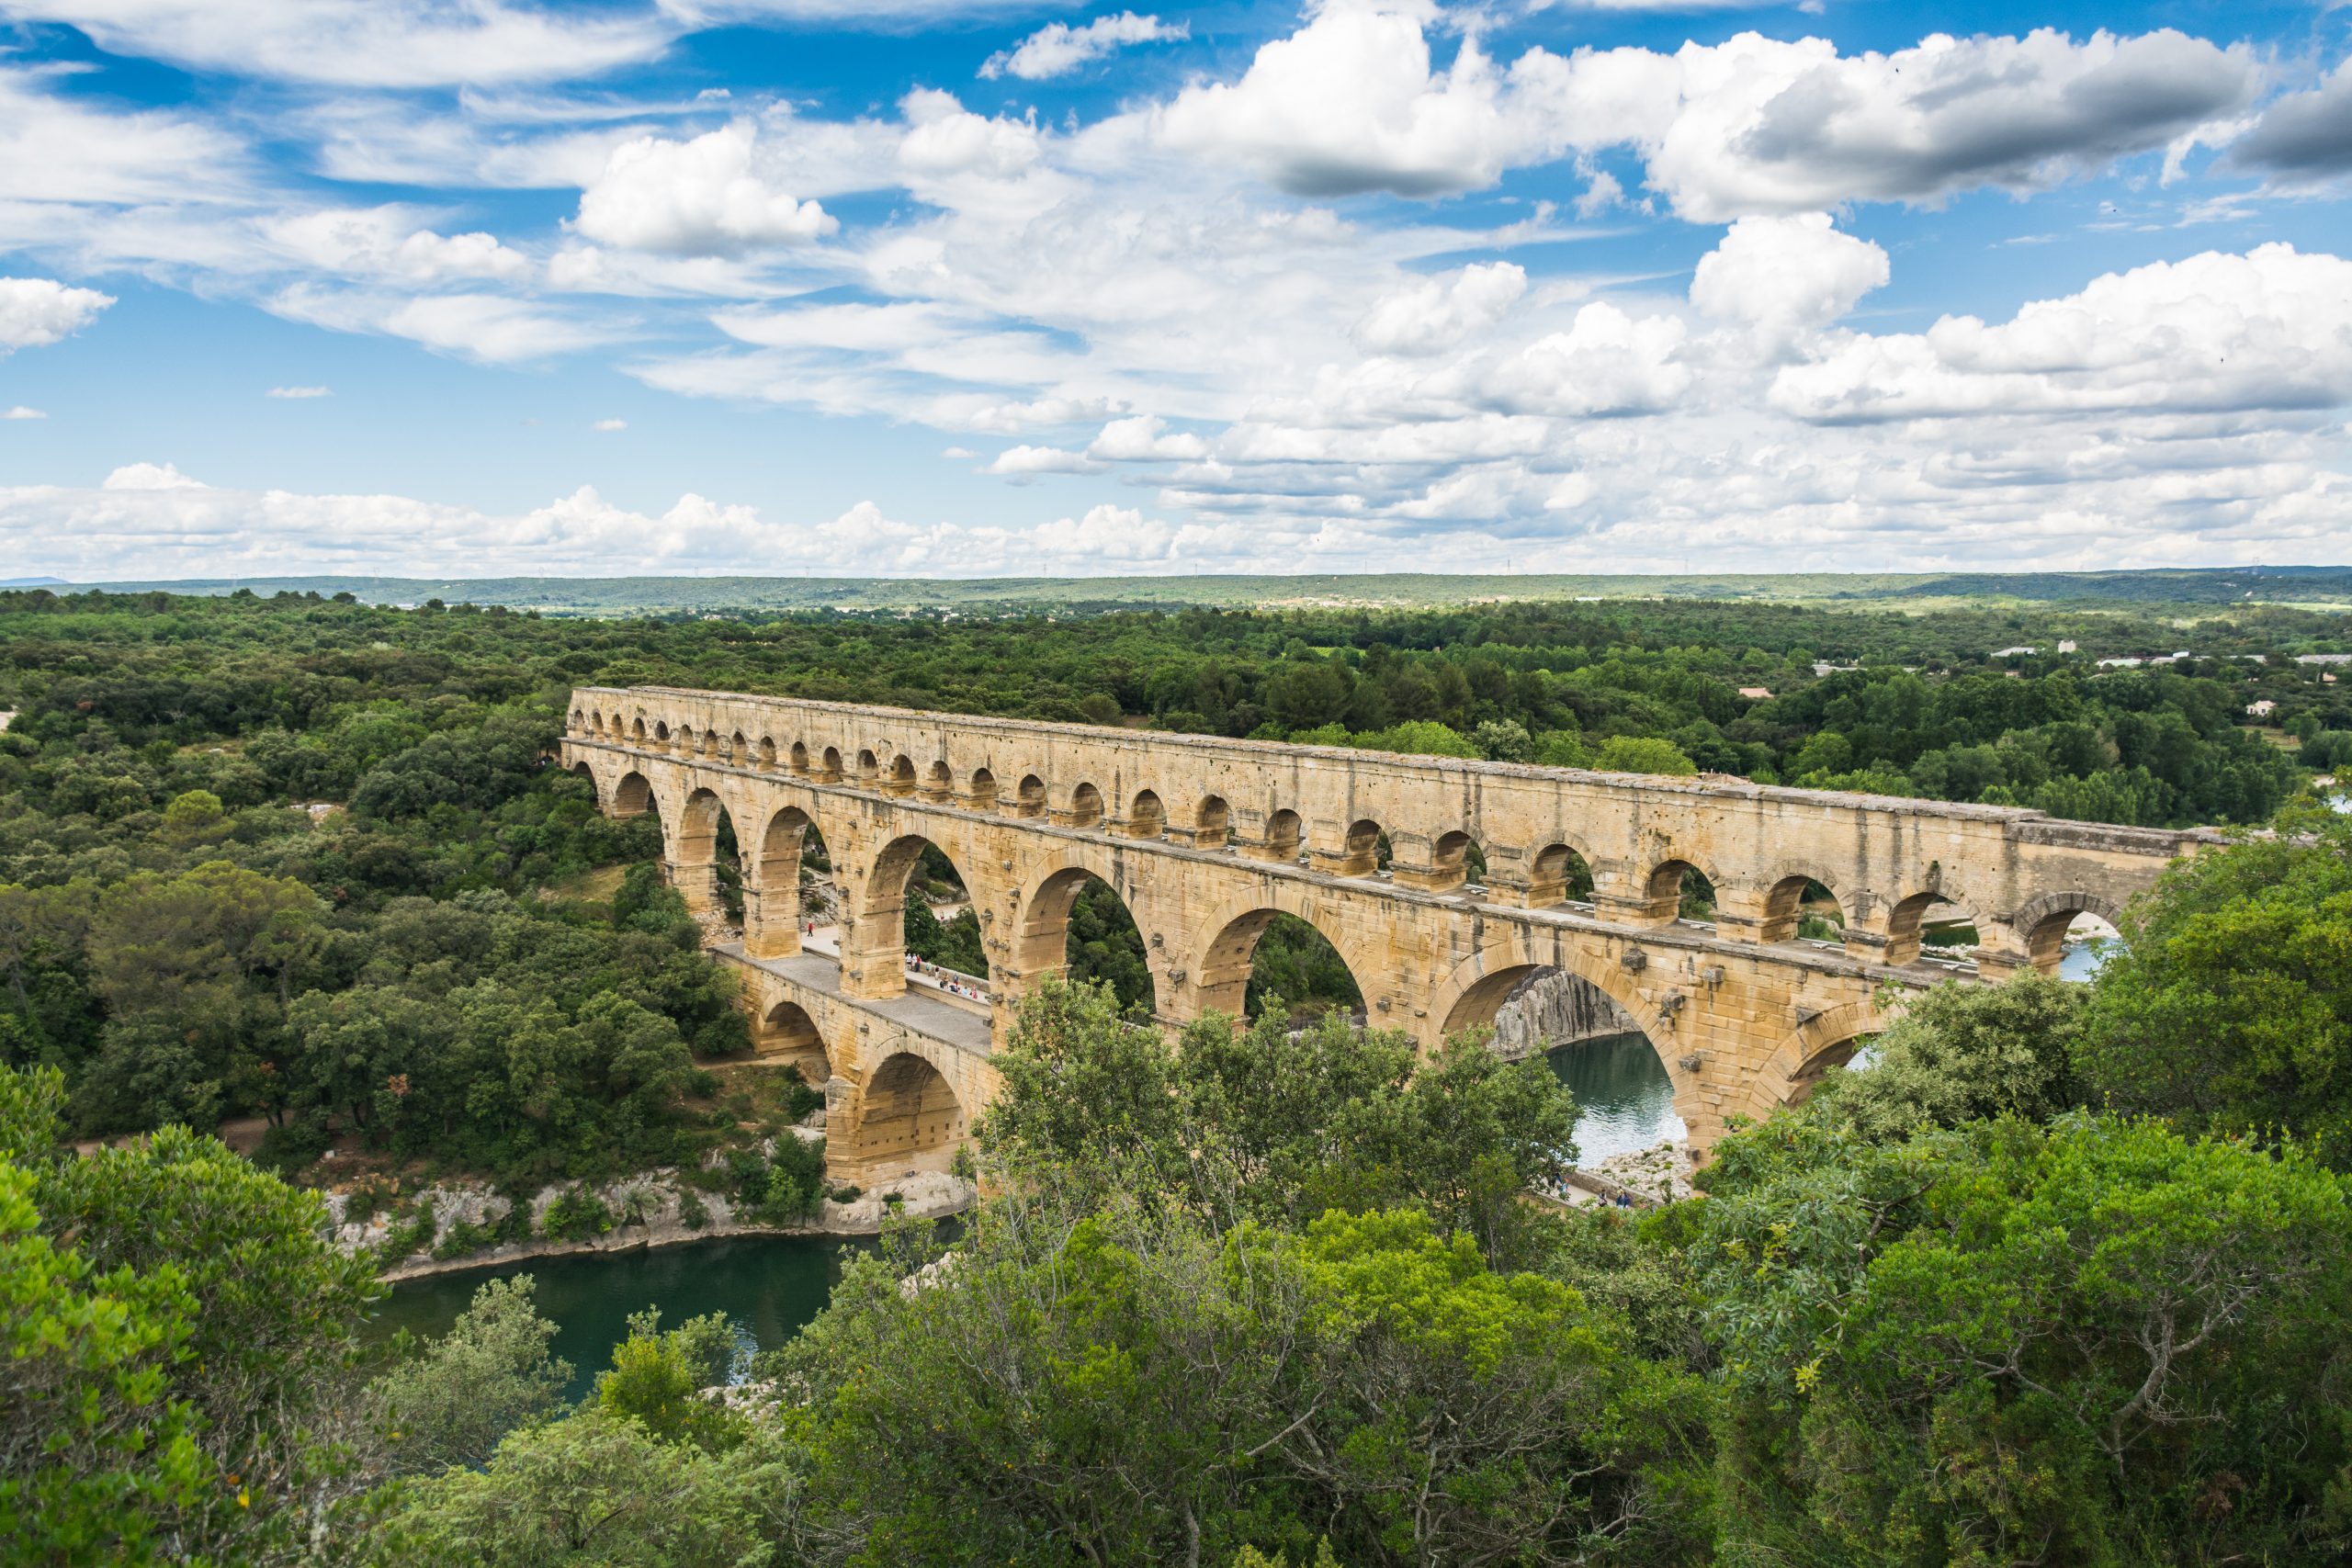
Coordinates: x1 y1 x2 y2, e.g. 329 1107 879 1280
1804 972 2085 1139
1696 1111 2352 1564
1594 736 1698 776
374 1406 796 1568
371 1274 574 1472
2075 807 2352 1164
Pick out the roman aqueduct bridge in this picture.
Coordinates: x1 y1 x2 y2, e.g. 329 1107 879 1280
563 686 2212 1182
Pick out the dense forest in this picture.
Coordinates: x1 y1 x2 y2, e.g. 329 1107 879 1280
3 587 2350 1564
1 586 2344 1160
7 803 2351 1564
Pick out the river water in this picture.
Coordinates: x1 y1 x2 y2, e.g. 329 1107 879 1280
370 1235 866 1400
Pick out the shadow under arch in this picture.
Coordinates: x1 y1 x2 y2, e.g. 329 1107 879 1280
1013 857 1158 1017
611 769 654 818
746 804 835 958
1188 886 1381 1026
841 1049 967 1177
1737 996 1905 1122
754 998 832 1080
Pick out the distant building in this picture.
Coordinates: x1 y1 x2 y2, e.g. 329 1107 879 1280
1812 662 1859 677
2246 700 2278 718
2098 657 2145 668
2056 639 2077 653
1737 686 1773 700
2296 652 2352 665
1991 645 2037 658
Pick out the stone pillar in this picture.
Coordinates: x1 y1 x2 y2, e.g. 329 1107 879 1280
1386 831 1464 893
1590 865 1675 926
1711 885 1776 943
1476 843 1535 906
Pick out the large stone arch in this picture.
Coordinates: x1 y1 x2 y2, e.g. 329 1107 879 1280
753 997 833 1082
744 803 828 959
1736 996 1905 1122
1183 883 1385 1027
837 1045 968 1179
848 828 991 1001
1007 843 1168 1014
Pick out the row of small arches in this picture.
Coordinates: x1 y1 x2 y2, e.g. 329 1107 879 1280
573 709 2096 971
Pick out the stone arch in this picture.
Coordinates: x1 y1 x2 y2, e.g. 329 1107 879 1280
1425 942 1703 1144
1885 887 1978 965
1431 942 1654 1048
1013 856 1159 1016
820 746 843 783
855 748 878 784
887 753 919 797
924 760 954 801
854 831 985 999
744 805 827 959
1125 788 1165 839
1529 840 1596 906
1641 855 1721 926
1188 886 1381 1025
967 767 999 811
1193 794 1231 847
677 724 697 756
1429 828 1485 892
673 786 746 919
2009 890 2128 975
1260 807 1303 862
789 740 810 775
1067 782 1105 829
755 735 777 770
569 705 585 731
841 1049 967 1176
1013 773 1046 818
652 719 670 746
753 998 831 1081
1331 817 1385 877
611 770 654 818
1757 872 1843 945
1739 997 1904 1121
568 759 597 795
730 730 750 763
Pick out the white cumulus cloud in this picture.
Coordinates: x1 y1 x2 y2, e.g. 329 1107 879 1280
981 13 1187 82
1355 262 1527 355
0 276 115 354
1689 213 1887 353
574 121 837 255
1771 243 2352 423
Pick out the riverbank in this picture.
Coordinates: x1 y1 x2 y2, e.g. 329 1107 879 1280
336 1165 974 1283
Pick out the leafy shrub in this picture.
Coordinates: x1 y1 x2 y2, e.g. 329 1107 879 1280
541 1185 614 1243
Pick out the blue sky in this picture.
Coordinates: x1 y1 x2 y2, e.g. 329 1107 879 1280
0 0 2347 580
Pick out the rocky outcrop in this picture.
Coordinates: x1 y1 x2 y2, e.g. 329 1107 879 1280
334 1160 976 1282
1489 968 1637 1061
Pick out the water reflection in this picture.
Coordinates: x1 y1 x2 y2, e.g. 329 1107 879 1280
1545 1032 1685 1165
2060 938 2112 982
371 1235 864 1401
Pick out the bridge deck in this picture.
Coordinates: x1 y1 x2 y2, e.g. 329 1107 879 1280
712 942 994 1056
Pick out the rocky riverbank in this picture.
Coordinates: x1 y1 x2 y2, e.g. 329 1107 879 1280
334 1163 975 1282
